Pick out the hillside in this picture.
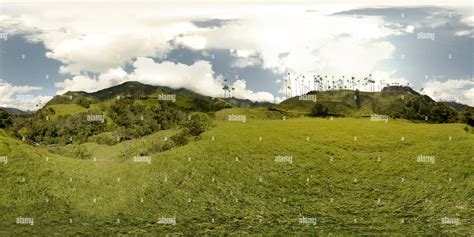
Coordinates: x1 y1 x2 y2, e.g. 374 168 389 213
45 81 273 112
0 107 29 115
0 116 472 235
0 81 472 234
276 86 470 123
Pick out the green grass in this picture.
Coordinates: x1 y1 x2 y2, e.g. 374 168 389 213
0 115 472 235
48 104 89 119
215 107 289 120
277 90 419 116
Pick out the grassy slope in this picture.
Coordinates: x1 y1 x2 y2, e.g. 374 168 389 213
0 116 473 235
47 104 89 120
277 90 419 116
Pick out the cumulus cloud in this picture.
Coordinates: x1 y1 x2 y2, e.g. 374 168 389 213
0 80 52 111
133 57 274 102
456 15 474 38
1 3 469 104
460 16 474 27
0 4 203 75
175 7 403 97
190 12 399 75
55 67 131 94
422 79 474 106
132 58 223 97
55 58 275 102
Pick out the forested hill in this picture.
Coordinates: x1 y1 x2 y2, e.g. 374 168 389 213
45 81 272 110
277 86 473 125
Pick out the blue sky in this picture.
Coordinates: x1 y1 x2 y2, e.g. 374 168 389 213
0 2 472 110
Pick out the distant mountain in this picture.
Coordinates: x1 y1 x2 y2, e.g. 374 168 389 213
0 107 30 115
441 101 469 111
44 81 274 112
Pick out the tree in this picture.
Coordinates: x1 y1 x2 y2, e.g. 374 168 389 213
311 103 329 116
18 127 32 141
0 109 12 128
459 107 474 126
355 90 361 109
77 97 91 108
184 112 213 136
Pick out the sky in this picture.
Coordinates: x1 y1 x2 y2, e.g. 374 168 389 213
0 1 472 110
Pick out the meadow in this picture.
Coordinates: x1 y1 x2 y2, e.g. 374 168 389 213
0 110 472 235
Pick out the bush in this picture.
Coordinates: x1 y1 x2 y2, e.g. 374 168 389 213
459 107 474 126
73 145 92 159
355 90 361 109
311 103 329 116
184 112 213 136
88 132 119 145
77 97 91 108
162 140 176 151
0 109 12 128
170 128 190 146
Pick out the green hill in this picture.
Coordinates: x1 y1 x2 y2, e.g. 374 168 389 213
0 107 30 115
277 86 467 124
1 82 472 235
45 81 273 112
0 115 472 235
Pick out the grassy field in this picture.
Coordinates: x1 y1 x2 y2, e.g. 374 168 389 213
0 114 472 235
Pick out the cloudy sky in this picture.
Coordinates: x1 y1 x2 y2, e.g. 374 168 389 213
0 0 472 110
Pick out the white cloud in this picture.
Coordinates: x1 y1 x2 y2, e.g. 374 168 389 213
55 58 275 102
0 4 203 75
133 57 274 102
405 25 415 33
422 79 474 106
175 35 207 50
231 79 274 102
460 16 474 27
174 6 403 97
132 58 223 97
55 67 131 94
455 15 474 38
191 12 399 75
455 30 472 37
0 80 52 111
2 3 467 104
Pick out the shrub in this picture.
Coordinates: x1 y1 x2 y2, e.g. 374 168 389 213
170 128 190 146
162 140 176 151
88 132 119 145
184 112 213 136
311 103 329 116
354 90 361 109
459 107 474 126
77 97 91 108
73 145 92 159
0 109 12 128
